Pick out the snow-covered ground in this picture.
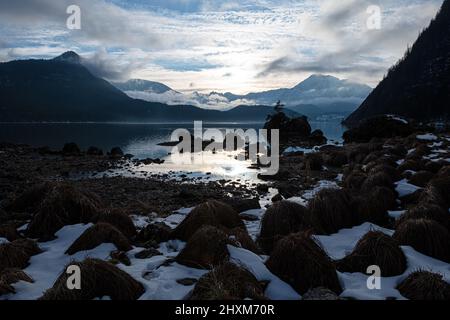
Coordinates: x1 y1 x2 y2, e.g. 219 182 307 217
2 133 449 301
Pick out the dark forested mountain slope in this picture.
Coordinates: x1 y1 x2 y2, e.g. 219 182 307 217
0 53 287 122
345 0 450 126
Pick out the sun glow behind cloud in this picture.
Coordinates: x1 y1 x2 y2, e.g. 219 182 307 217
0 0 444 94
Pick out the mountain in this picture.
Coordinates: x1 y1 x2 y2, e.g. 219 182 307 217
114 79 176 94
229 75 372 109
116 75 372 116
0 52 293 122
345 0 450 126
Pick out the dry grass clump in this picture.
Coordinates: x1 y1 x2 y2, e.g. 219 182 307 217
65 223 132 255
361 172 395 193
394 219 450 263
26 183 102 241
428 177 450 208
305 153 324 171
397 271 450 300
7 182 53 212
398 159 424 173
437 165 450 177
322 149 348 168
307 188 356 235
0 239 41 272
94 209 137 239
227 227 260 253
424 161 443 174
176 226 231 269
171 200 244 241
343 170 368 190
40 258 144 300
368 164 400 182
302 287 340 300
406 144 430 160
266 232 342 295
336 231 407 276
258 200 312 254
0 268 34 295
0 224 21 241
396 204 450 231
353 186 397 226
190 262 265 300
408 171 434 187
419 185 447 209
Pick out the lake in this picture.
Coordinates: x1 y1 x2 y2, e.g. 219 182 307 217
0 120 347 160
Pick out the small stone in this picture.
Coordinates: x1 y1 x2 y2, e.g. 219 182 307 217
110 251 131 266
134 248 162 259
176 278 198 286
302 287 339 300
271 194 283 203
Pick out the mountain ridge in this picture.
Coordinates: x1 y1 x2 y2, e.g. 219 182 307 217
345 0 450 126
115 74 372 115
0 53 299 122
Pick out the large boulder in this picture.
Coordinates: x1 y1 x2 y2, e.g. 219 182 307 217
343 116 414 144
264 112 311 139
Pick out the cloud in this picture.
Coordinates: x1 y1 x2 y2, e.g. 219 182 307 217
0 0 445 92
257 0 443 86
0 0 164 49
81 49 147 81
124 89 256 110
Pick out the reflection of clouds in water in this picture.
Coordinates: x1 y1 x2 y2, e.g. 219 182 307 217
128 150 260 182
123 135 172 159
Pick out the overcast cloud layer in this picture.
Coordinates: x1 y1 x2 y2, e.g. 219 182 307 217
0 0 444 93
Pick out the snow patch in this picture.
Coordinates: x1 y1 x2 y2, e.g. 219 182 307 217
2 223 116 300
388 210 406 220
316 223 450 300
417 134 438 141
228 245 301 300
395 179 421 197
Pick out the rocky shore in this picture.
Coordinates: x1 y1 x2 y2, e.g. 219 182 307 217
1 114 450 300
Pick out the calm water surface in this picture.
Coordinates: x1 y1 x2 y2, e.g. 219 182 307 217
0 120 346 159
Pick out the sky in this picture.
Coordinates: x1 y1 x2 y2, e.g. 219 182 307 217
0 0 444 94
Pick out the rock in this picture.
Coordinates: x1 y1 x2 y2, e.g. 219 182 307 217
322 149 348 167
302 287 340 300
264 112 311 139
135 248 162 259
224 197 261 213
136 222 171 245
343 116 415 144
305 153 323 171
176 278 197 286
271 194 283 203
87 146 103 156
62 143 81 155
239 213 259 221
109 147 124 157
110 251 131 266
309 130 327 146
